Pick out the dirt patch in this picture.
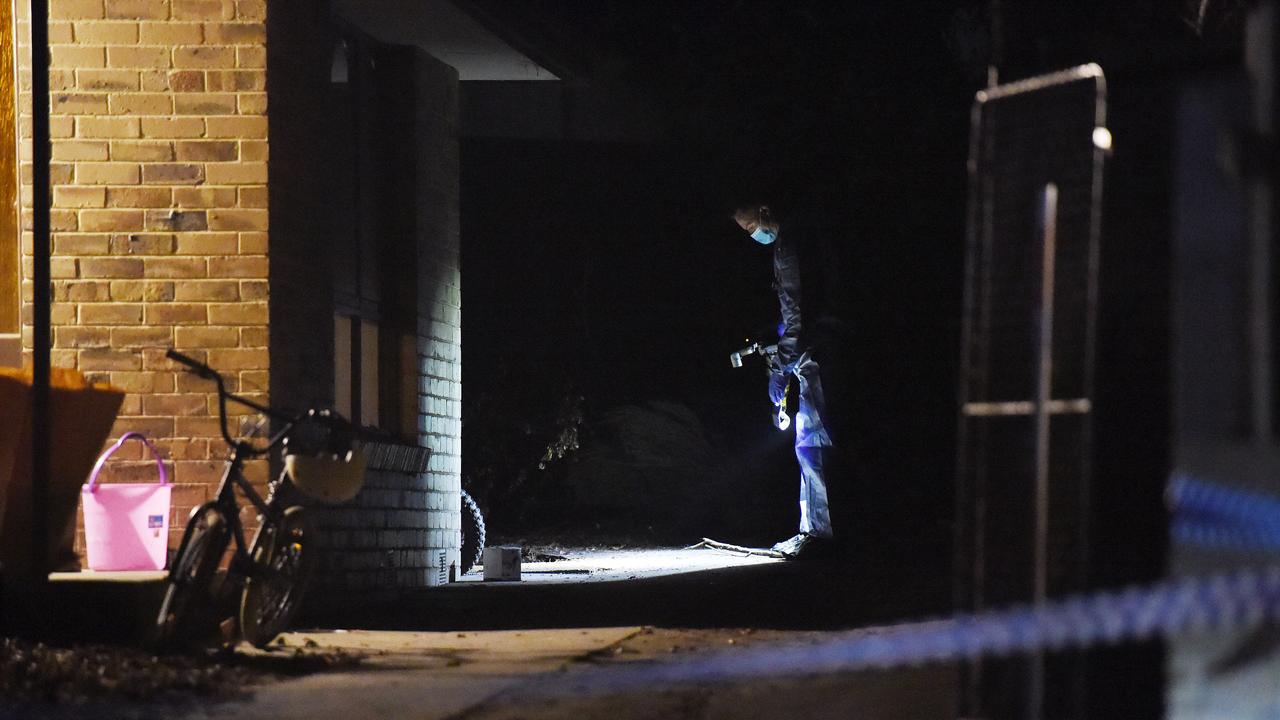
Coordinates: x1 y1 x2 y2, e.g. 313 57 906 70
581 627 827 662
0 638 251 706
0 636 362 716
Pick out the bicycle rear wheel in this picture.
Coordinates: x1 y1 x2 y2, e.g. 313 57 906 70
154 504 230 651
240 505 316 648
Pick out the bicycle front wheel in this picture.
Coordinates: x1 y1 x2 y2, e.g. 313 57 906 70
154 504 230 651
240 505 316 648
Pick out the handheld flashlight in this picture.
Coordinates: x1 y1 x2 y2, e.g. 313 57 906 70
773 390 790 431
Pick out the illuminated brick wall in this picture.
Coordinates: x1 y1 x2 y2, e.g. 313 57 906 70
267 5 463 595
14 0 271 553
14 0 462 588
411 51 464 589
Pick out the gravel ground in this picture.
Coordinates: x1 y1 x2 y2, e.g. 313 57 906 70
0 637 361 719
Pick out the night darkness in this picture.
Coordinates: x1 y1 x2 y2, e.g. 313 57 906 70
458 0 1245 569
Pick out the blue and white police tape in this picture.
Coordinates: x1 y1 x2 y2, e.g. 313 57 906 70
548 474 1280 692
1169 473 1280 532
1173 520 1280 553
553 564 1280 694
1169 473 1280 553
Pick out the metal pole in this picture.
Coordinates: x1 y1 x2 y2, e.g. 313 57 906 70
954 96 991 719
987 0 1002 88
1031 182 1059 720
1245 1 1274 443
1271 2 1279 441
29 0 52 581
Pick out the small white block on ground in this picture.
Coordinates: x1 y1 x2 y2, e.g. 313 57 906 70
483 546 521 581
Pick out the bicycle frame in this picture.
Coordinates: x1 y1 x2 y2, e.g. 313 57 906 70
165 349 302 583
203 439 293 578
159 349 356 649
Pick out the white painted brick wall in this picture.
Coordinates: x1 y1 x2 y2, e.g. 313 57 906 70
288 48 462 609
310 438 457 598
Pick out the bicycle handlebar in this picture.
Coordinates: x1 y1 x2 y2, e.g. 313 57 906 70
167 347 284 452
166 347 369 460
165 349 217 380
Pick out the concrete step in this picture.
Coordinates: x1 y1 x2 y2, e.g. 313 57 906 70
40 570 169 645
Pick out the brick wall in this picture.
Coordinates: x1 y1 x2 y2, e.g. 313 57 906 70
15 0 270 552
267 8 462 597
260 0 331 415
413 50 463 587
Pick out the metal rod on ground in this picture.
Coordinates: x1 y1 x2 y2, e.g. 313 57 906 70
689 538 786 559
30 0 52 584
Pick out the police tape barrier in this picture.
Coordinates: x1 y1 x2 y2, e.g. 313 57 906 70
550 564 1280 696
1168 473 1280 534
545 563 1280 696
545 475 1280 693
1173 521 1280 553
1169 474 1280 553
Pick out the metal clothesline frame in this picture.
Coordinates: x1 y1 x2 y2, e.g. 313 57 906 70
29 0 52 583
954 63 1108 720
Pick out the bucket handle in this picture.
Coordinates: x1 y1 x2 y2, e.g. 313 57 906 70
86 432 169 492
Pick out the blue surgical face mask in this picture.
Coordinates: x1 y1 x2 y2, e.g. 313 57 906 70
750 226 777 245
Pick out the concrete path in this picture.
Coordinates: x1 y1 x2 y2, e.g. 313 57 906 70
203 627 644 720
457 547 782 584
12 546 957 718
196 625 956 720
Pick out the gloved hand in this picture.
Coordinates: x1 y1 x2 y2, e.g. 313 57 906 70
768 370 788 407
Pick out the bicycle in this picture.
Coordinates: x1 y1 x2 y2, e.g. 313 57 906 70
153 349 365 650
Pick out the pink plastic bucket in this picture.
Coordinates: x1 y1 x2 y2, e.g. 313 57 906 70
81 432 171 571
